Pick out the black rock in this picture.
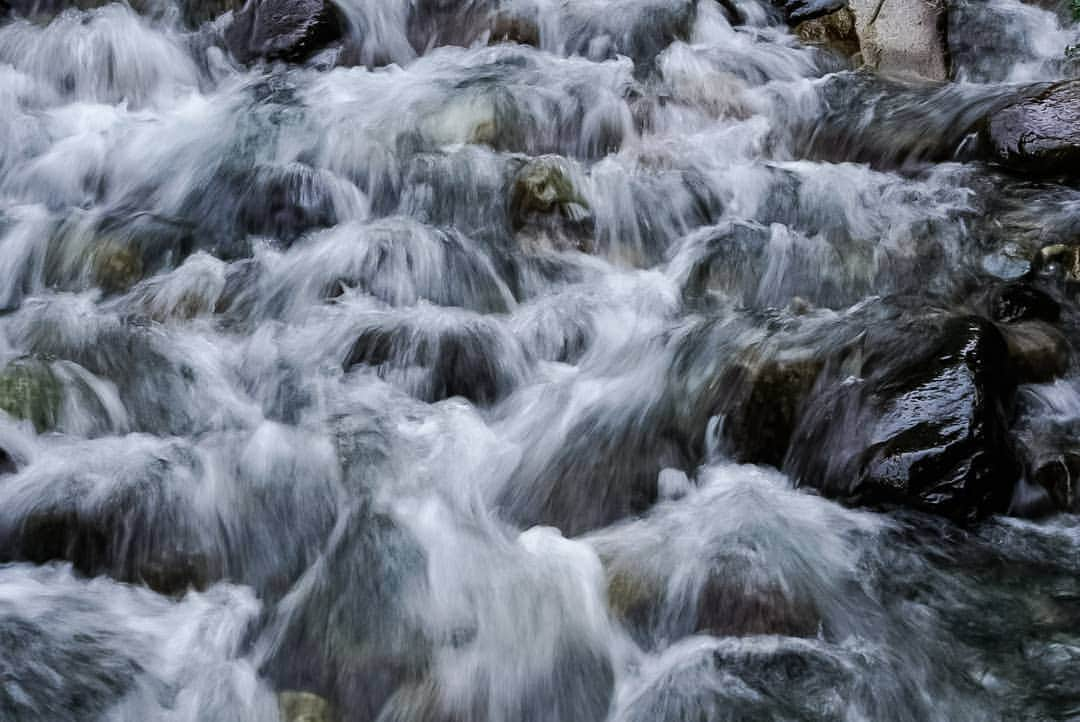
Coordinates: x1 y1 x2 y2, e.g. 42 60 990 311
989 281 1061 324
717 351 824 468
980 80 1080 177
0 447 221 596
225 0 345 64
0 449 14 476
787 315 1019 523
998 320 1070 384
344 314 530 407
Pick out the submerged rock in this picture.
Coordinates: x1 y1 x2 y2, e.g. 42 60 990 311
789 315 1018 522
261 504 429 721
225 0 345 63
981 81 1080 177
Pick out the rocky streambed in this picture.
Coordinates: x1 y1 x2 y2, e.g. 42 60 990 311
0 0 1079 720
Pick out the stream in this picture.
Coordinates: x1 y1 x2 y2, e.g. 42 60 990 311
0 0 1079 719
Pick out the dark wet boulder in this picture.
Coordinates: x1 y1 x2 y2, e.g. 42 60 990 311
225 0 345 63
621 637 857 722
343 312 531 406
716 349 825 468
989 281 1061 324
981 80 1080 177
999 320 1069 384
1011 387 1080 514
234 163 346 243
0 448 15 476
261 503 429 721
560 0 698 75
178 0 244 25
605 553 821 644
802 73 1015 168
0 595 142 722
1014 429 1080 515
0 429 338 599
0 444 220 596
788 315 1019 522
499 391 689 537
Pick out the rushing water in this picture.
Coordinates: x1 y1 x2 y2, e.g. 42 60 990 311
0 0 1079 720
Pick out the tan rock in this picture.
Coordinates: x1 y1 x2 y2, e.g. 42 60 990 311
850 0 949 80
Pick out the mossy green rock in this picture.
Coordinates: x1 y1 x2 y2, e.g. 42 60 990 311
278 691 334 722
92 241 145 295
0 360 62 433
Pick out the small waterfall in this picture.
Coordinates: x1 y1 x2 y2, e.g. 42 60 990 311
0 0 1078 719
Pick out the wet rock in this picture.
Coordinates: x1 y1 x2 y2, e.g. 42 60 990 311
499 394 688 537
850 0 949 81
795 7 860 59
803 73 1011 168
489 8 540 46
225 0 345 64
0 603 142 722
2 0 109 20
405 0 501 55
560 0 699 75
509 156 593 252
91 240 145 295
0 359 61 433
343 312 531 406
621 637 856 722
718 349 825 468
0 447 220 596
47 213 195 296
788 315 1019 522
178 0 244 25
1035 243 1080 284
674 220 773 307
990 281 1061 323
1011 388 1080 514
605 557 820 644
0 448 15 476
1016 433 1080 514
261 504 429 721
279 691 334 722
235 163 344 243
999 320 1069 384
981 81 1080 177
776 0 847 22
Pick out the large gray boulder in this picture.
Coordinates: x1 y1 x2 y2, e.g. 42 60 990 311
224 0 345 63
849 0 949 80
980 80 1080 176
